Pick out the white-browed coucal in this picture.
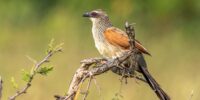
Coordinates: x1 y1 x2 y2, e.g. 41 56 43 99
83 9 170 100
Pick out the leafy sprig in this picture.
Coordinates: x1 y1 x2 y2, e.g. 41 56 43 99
9 39 63 100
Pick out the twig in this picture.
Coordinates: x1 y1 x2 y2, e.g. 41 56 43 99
111 22 137 77
93 77 102 99
125 21 138 76
0 76 3 100
64 93 75 100
54 50 133 100
135 76 147 83
9 48 62 100
188 90 194 100
82 76 92 100
125 21 136 49
117 77 124 98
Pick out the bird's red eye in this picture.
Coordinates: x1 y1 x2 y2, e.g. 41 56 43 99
91 12 98 17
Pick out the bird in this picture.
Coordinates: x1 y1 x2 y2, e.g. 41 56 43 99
83 9 170 100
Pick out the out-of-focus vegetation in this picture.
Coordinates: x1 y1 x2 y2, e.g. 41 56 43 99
0 0 200 100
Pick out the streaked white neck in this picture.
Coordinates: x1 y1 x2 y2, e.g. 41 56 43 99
91 18 112 45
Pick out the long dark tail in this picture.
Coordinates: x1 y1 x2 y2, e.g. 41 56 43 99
139 66 170 100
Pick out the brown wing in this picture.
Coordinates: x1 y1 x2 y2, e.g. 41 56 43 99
104 27 151 55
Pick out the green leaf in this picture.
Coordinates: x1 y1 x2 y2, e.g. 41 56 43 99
48 38 55 48
37 66 53 76
11 77 19 89
21 69 31 82
46 39 63 54
54 42 64 51
46 38 55 54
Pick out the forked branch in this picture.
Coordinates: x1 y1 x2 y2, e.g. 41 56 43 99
54 22 145 100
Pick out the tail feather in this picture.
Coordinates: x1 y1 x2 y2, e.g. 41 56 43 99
139 66 170 100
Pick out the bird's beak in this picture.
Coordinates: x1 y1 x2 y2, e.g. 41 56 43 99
83 12 91 17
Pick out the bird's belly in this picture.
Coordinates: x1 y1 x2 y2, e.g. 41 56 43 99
95 42 126 58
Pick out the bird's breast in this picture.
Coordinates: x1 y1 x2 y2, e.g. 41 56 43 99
92 26 126 58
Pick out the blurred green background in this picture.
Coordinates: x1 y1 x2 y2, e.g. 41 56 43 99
0 0 200 100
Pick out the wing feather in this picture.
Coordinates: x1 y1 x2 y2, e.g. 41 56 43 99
104 27 151 55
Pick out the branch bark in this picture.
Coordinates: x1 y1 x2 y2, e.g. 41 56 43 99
54 22 145 100
55 52 133 100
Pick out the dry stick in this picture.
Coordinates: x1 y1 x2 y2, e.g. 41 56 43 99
125 21 136 49
82 76 92 100
55 52 133 100
135 76 147 83
63 61 95 100
110 22 138 79
188 90 194 100
54 22 138 100
115 22 136 98
125 22 147 83
92 77 102 99
9 49 62 100
125 21 137 76
116 78 124 99
0 76 3 100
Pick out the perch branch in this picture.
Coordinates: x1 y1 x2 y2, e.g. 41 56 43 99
110 22 138 77
54 22 144 100
125 21 136 49
9 48 62 100
54 51 133 100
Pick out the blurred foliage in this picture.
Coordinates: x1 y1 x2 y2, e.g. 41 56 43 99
10 77 19 90
21 69 32 82
37 66 53 76
0 0 200 100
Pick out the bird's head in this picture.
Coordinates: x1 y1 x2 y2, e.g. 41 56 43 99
83 9 109 23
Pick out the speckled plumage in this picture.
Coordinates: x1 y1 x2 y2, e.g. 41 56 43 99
90 14 127 58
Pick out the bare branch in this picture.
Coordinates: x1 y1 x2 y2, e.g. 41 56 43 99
82 76 92 100
92 77 102 99
9 46 62 100
54 22 146 100
54 51 133 100
125 21 136 49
